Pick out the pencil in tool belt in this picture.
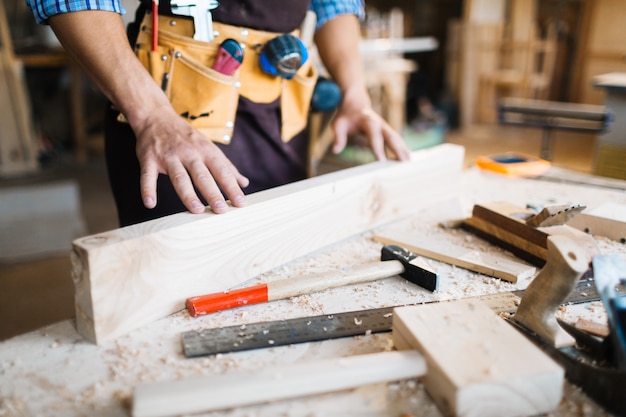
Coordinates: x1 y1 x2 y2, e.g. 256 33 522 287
151 0 159 51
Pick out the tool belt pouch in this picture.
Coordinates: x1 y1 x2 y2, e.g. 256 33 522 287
127 13 317 144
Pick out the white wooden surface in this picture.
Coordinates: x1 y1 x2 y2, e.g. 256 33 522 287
1 168 626 417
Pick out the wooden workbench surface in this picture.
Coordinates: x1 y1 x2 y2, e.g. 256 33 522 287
1 168 625 417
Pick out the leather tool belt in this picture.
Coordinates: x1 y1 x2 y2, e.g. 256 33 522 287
130 12 318 144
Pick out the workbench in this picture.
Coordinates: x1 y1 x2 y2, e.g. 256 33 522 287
1 167 625 417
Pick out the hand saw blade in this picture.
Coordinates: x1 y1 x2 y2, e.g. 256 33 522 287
181 278 599 358
525 204 587 227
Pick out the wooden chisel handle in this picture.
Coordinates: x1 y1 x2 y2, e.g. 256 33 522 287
186 260 405 316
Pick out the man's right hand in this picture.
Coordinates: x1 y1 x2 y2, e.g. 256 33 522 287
132 109 249 214
49 10 248 214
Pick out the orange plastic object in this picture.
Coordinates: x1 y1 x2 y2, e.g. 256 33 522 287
475 153 551 177
186 284 269 316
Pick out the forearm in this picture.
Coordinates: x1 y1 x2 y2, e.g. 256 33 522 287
48 11 172 128
313 14 371 110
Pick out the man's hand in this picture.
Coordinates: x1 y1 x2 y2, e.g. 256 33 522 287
132 110 249 214
314 14 411 163
49 10 248 214
331 97 411 162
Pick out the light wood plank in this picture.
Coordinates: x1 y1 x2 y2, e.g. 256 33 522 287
393 299 564 417
132 350 426 417
567 202 626 243
72 144 465 344
373 231 536 283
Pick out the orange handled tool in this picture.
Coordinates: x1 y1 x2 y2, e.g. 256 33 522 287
186 245 438 316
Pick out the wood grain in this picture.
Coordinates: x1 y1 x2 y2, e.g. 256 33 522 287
393 299 564 417
373 231 536 283
132 350 426 417
463 201 599 267
513 235 588 348
72 144 464 344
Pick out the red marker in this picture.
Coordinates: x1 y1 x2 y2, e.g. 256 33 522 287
151 0 159 51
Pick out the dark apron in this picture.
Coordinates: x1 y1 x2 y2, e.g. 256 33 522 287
106 0 312 226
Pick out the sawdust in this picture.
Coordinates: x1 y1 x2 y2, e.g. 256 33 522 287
2 172 626 416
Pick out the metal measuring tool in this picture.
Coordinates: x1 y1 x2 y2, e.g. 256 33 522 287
171 0 219 42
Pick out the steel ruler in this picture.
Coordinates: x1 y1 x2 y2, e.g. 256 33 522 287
182 278 599 358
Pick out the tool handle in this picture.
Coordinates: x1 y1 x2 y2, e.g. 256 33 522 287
186 260 404 317
268 260 404 300
186 284 269 316
513 235 588 347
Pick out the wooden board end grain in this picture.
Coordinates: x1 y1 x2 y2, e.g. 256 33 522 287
393 299 564 417
72 144 465 344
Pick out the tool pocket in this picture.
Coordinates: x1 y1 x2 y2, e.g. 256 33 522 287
128 16 240 144
280 62 318 142
166 50 239 144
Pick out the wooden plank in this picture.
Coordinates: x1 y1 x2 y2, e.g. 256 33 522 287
462 201 599 267
373 231 536 283
72 144 465 344
567 202 626 243
463 202 549 265
393 299 564 417
132 350 426 417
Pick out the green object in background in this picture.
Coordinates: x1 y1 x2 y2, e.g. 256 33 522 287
336 122 446 165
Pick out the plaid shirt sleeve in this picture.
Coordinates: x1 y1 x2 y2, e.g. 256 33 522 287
310 0 364 30
26 0 126 24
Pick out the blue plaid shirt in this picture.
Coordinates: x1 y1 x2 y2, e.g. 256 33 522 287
26 0 363 28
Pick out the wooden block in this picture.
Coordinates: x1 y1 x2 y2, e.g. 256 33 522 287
132 350 427 417
393 299 564 417
463 202 548 266
72 144 465 344
373 231 536 283
463 201 599 267
575 318 609 338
